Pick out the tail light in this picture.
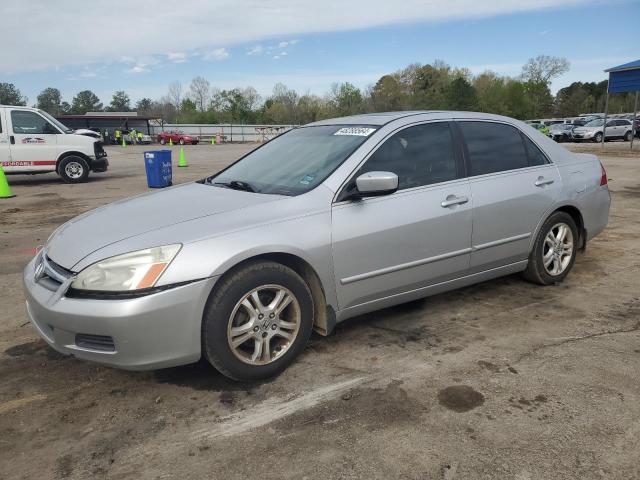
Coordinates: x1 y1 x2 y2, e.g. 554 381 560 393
600 163 608 186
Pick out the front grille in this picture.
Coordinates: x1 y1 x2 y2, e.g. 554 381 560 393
75 334 115 352
35 254 73 291
94 142 107 158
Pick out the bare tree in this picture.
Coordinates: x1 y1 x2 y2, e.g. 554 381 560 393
167 81 182 111
189 76 211 112
521 55 570 84
241 86 261 111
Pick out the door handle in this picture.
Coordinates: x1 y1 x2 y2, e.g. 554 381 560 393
534 177 554 187
441 195 469 208
9 135 15 145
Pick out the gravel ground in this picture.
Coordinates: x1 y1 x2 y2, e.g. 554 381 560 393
0 141 639 480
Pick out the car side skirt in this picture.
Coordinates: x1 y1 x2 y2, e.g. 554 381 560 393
335 260 528 322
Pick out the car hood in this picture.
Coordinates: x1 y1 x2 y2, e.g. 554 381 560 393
46 182 286 269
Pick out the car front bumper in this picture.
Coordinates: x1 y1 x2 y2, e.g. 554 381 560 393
23 254 217 370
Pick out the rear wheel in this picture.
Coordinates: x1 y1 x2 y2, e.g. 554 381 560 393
58 156 90 184
159 137 166 145
179 138 185 145
202 261 314 381
624 131 632 142
524 212 578 285
594 132 603 143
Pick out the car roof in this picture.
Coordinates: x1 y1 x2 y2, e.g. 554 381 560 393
307 110 527 127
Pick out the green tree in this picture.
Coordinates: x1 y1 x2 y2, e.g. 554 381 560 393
71 90 102 114
0 82 27 105
135 97 153 114
330 82 363 116
445 76 478 110
36 87 63 115
371 75 405 111
108 90 131 112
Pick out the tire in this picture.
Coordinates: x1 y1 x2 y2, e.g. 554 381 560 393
523 212 578 286
202 261 314 381
594 132 603 143
624 131 632 142
160 138 166 145
58 156 90 184
179 138 185 145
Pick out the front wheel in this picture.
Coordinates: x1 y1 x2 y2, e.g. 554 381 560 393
58 156 90 184
179 138 185 145
202 261 314 381
524 212 578 285
159 138 166 145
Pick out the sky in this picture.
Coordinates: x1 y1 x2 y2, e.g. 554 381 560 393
1 0 638 106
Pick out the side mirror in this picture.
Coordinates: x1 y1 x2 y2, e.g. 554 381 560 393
354 171 398 198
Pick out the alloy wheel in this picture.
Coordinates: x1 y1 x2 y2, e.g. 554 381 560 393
227 284 301 365
542 222 574 276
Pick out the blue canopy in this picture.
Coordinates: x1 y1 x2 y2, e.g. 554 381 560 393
605 59 640 93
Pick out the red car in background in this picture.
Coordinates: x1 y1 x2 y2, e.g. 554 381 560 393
157 131 199 145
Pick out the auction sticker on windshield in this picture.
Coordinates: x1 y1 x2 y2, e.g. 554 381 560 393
333 127 376 136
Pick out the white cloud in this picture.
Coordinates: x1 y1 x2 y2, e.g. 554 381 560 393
127 64 149 74
167 52 188 63
278 41 289 48
247 45 264 56
0 0 601 73
203 48 230 61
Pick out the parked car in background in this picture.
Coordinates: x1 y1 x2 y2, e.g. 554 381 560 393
1 105 108 183
157 131 199 145
548 123 574 143
572 118 633 142
23 111 610 380
75 128 101 139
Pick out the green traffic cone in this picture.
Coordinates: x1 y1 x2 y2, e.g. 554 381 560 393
211 136 215 145
178 146 187 167
169 137 173 146
0 164 16 198
122 137 126 147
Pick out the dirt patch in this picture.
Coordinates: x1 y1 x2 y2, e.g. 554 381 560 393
437 385 485 412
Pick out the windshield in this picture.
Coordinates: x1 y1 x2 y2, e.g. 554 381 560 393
205 125 377 196
39 110 74 134
585 119 604 127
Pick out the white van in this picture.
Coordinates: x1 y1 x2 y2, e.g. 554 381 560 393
0 105 108 183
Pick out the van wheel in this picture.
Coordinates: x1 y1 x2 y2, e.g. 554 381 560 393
202 261 314 381
58 156 90 183
524 212 578 286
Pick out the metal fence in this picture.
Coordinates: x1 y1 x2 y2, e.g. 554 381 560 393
149 123 298 142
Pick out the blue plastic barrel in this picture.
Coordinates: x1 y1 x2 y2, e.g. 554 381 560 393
144 150 172 188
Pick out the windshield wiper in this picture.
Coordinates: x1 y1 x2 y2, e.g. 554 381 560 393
213 180 257 193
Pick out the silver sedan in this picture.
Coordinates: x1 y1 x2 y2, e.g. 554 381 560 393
23 111 611 380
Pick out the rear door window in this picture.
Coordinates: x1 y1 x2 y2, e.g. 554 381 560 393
522 135 549 166
459 121 529 176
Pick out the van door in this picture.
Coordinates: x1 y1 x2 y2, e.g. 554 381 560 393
7 109 58 173
0 109 11 167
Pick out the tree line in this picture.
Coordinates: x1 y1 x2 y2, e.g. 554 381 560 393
1 56 637 125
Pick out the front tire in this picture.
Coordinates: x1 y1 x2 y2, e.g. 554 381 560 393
179 138 185 145
202 261 314 381
159 138 166 145
524 212 578 285
58 156 90 184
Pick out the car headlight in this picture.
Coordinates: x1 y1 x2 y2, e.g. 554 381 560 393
70 244 181 291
